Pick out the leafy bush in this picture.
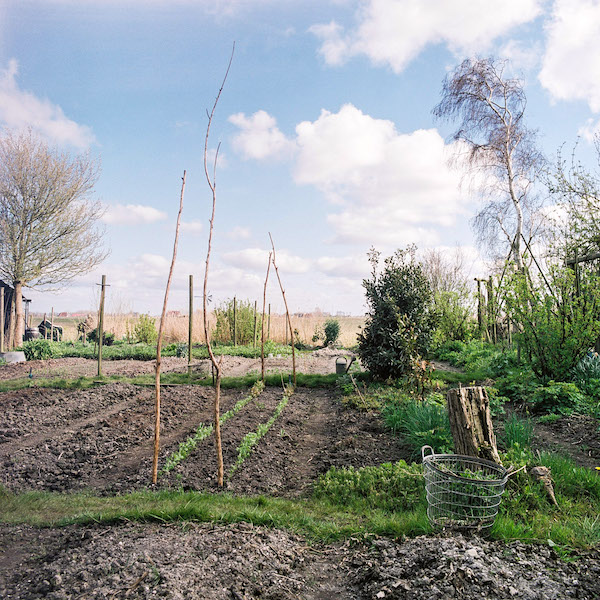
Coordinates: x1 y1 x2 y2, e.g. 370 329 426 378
87 328 115 346
505 266 600 381
495 367 539 402
357 247 436 379
324 319 340 346
134 314 157 345
431 290 475 346
382 395 452 456
22 339 54 360
531 381 585 414
313 460 425 512
572 353 600 398
214 298 261 346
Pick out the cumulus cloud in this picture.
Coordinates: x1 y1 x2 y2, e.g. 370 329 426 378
226 226 251 240
0 59 95 149
540 0 600 112
293 104 468 245
180 220 203 234
102 204 168 225
223 247 311 274
229 110 295 160
310 0 542 73
315 255 369 278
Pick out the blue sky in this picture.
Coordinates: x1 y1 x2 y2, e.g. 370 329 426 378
2 0 600 316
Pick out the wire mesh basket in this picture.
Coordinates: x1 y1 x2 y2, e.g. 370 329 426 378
421 445 509 530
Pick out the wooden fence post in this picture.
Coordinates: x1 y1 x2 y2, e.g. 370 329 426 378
233 296 237 346
188 274 193 376
253 300 257 348
0 287 4 353
97 275 106 377
50 307 54 342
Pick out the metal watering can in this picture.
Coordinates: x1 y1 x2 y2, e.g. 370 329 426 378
335 356 355 375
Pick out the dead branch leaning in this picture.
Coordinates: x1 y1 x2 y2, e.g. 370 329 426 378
202 43 235 487
152 170 186 484
261 251 272 381
269 232 296 386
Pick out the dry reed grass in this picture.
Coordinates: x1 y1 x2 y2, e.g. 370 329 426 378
50 312 364 347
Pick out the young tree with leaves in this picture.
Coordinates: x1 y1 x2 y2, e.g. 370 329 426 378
433 58 545 269
0 130 105 346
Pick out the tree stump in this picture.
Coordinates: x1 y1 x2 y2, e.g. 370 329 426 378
446 386 501 464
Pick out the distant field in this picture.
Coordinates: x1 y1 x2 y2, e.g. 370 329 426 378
31 313 365 347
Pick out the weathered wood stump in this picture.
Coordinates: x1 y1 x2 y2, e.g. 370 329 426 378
446 386 501 464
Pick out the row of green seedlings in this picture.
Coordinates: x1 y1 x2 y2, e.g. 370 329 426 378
159 380 265 476
229 384 294 477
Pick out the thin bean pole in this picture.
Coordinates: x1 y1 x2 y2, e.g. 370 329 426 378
203 43 234 487
152 170 186 485
269 232 296 386
260 251 272 381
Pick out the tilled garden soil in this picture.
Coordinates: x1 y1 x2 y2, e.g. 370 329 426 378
1 522 599 599
1 355 600 598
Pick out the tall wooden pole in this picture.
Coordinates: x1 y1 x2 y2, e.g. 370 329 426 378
97 276 106 377
253 300 257 348
261 253 272 381
0 287 4 353
233 296 237 346
50 307 54 342
43 313 47 339
268 303 271 340
188 274 193 376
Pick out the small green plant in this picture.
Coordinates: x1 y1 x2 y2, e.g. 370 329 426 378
314 460 425 512
134 314 158 345
230 386 293 476
502 413 534 449
21 339 54 360
323 319 341 346
573 353 600 398
537 413 563 424
160 381 265 476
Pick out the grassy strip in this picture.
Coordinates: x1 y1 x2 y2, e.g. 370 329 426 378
0 488 429 542
159 381 265 476
0 372 340 393
229 386 294 477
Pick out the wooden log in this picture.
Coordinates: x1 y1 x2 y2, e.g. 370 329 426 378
446 386 501 464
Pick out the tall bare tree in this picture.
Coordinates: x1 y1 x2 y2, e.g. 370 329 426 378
0 129 105 346
433 58 545 269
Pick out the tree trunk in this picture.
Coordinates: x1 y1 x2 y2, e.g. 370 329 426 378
446 386 501 464
13 281 24 347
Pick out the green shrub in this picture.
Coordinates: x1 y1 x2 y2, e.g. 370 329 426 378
496 367 539 402
214 298 261 346
572 353 600 398
88 328 115 346
505 266 600 381
357 247 436 379
21 339 54 360
134 314 157 345
324 319 340 346
314 460 425 512
531 381 585 414
382 396 452 456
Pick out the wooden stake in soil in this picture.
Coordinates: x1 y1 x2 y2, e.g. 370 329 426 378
253 300 257 348
152 171 186 485
50 307 54 342
97 277 106 377
446 386 501 464
269 232 296 386
43 312 47 340
202 44 234 487
233 296 237 346
260 252 272 381
188 274 193 377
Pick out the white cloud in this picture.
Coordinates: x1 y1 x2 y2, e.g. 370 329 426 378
577 117 600 142
540 0 600 112
229 110 295 160
180 220 203 234
315 255 369 278
226 226 251 240
102 204 168 225
0 59 95 149
311 0 543 73
293 104 469 245
223 247 311 274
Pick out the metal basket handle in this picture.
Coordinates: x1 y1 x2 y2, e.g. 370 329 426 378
421 445 435 461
